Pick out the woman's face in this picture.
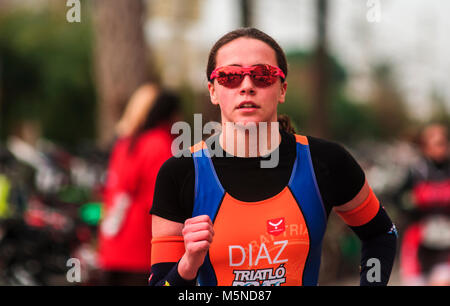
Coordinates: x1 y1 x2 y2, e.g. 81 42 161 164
422 125 449 162
208 37 287 126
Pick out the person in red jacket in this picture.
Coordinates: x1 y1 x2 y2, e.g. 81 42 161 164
97 84 180 285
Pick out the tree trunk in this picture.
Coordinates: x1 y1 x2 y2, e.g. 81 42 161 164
92 0 152 148
310 0 330 139
240 0 252 27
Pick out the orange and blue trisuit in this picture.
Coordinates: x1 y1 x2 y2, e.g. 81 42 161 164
151 134 381 286
190 134 326 286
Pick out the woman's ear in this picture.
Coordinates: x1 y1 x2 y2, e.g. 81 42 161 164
208 82 219 106
278 81 287 104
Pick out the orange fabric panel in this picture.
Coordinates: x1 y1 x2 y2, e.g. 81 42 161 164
209 187 310 286
336 188 380 227
294 134 309 145
151 236 185 264
190 141 206 153
335 179 370 212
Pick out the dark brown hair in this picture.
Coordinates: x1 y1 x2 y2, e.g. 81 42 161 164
206 27 295 134
277 114 296 134
206 27 288 82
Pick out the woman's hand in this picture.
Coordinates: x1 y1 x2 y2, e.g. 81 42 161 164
178 215 215 280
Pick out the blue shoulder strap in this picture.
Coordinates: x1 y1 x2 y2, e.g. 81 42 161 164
192 146 225 220
192 145 225 286
288 137 327 285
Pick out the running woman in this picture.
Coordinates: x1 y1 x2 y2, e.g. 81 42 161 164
149 28 397 286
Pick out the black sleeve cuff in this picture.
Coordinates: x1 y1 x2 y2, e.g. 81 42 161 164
359 232 397 286
347 205 398 286
149 261 197 286
349 205 396 241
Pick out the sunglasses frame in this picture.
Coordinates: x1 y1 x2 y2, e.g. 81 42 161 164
209 64 286 88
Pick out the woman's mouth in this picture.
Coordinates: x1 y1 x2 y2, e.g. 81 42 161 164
237 101 260 109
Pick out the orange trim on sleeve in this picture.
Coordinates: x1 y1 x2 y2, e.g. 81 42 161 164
294 134 309 145
151 236 185 264
335 180 370 212
190 141 206 154
335 188 380 227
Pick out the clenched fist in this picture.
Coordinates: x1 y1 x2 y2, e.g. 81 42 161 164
178 215 215 280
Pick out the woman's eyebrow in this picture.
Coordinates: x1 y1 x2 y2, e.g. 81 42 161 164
227 63 265 67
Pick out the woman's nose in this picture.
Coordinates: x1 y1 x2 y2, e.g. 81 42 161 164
239 75 256 95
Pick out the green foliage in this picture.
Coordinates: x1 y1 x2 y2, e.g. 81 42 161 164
283 50 413 143
0 7 96 151
281 50 313 134
330 89 380 143
429 90 450 127
284 50 377 141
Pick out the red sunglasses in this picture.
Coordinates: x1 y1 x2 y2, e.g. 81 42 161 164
210 64 286 88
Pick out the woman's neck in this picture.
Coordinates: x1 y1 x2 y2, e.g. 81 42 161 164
219 121 281 157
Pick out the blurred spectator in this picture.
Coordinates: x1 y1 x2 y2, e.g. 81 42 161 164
96 84 180 285
394 123 450 285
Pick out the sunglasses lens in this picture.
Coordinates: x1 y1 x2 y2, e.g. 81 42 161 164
215 67 243 88
217 74 243 88
212 65 280 88
251 66 277 87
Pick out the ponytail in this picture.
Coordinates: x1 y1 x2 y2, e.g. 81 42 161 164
277 114 296 134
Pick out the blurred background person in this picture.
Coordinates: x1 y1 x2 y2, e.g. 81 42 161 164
96 84 180 285
394 123 450 285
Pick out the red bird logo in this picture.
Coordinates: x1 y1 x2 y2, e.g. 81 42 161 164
267 218 285 236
